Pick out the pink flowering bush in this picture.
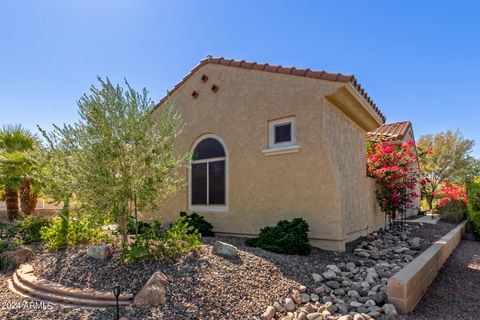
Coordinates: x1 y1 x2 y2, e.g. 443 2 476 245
367 139 419 221
433 182 468 208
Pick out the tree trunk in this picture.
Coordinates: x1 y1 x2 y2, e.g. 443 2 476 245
427 195 434 211
29 195 38 215
5 187 19 220
20 175 31 215
58 197 70 250
118 214 128 245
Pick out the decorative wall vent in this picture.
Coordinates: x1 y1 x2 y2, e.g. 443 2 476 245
192 91 199 99
201 74 209 82
211 84 219 93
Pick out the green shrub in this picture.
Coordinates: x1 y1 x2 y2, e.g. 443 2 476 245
40 212 110 251
0 255 16 271
179 211 214 237
122 216 200 263
14 216 52 244
127 218 152 235
435 199 467 223
245 218 311 255
468 178 480 235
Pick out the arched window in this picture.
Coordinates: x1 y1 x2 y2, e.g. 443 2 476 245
189 135 227 210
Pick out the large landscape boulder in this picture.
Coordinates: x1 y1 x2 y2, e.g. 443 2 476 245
87 245 113 260
134 271 168 306
0 246 33 265
212 241 238 258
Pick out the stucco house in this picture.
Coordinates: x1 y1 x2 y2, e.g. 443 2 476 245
150 57 416 251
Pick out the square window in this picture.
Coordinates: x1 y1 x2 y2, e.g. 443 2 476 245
268 117 296 148
274 123 292 143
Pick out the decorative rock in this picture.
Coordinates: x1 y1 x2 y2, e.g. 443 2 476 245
347 290 360 298
273 301 283 311
87 245 113 260
337 315 353 320
336 303 348 314
306 312 323 320
298 312 307 320
299 285 307 293
353 314 366 320
326 264 341 274
322 270 336 280
299 293 310 303
365 299 376 307
261 306 276 320
292 290 302 304
312 273 324 282
323 301 333 312
333 288 345 296
310 293 319 302
357 307 369 314
324 280 340 289
350 301 363 308
314 286 327 295
133 271 168 306
0 246 33 265
382 303 398 315
346 262 356 270
284 298 296 312
212 241 238 257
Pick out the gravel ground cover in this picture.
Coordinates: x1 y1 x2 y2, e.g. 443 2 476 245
381 239 480 320
0 221 459 320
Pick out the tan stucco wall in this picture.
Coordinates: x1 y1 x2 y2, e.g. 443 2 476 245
148 63 383 251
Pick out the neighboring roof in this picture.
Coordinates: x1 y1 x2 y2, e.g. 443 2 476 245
154 56 386 122
367 121 412 142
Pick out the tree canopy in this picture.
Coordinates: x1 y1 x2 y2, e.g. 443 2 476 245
40 78 187 243
417 129 475 210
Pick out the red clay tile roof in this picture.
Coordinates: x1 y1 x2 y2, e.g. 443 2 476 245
154 56 386 122
368 121 412 142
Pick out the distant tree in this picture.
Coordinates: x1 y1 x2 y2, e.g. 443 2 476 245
40 78 187 244
0 125 40 219
417 130 475 210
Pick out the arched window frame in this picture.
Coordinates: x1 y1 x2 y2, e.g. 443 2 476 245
188 134 228 212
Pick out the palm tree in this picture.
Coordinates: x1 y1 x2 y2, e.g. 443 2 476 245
0 125 39 219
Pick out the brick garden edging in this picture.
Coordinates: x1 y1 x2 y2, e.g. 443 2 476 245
10 263 133 308
387 220 467 314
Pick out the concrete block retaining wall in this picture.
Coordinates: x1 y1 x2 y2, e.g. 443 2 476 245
387 220 467 314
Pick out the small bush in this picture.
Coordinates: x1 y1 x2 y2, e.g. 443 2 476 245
468 178 480 235
435 199 467 223
179 211 214 237
0 255 16 271
14 216 52 244
40 212 110 251
122 216 200 263
245 218 311 255
127 218 152 235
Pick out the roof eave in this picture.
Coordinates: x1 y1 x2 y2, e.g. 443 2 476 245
326 83 385 132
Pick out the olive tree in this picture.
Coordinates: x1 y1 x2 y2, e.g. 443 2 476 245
41 78 187 244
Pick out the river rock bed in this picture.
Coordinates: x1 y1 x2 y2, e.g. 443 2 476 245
258 222 457 320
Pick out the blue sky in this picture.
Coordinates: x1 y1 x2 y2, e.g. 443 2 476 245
1 1 479 157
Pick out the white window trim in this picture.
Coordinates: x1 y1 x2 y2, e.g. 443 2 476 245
262 144 300 156
263 116 298 155
188 134 228 213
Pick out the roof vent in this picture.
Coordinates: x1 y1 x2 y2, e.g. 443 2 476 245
211 84 219 93
192 91 199 99
201 74 209 82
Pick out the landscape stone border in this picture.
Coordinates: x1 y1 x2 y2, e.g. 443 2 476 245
10 263 133 308
387 220 467 314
